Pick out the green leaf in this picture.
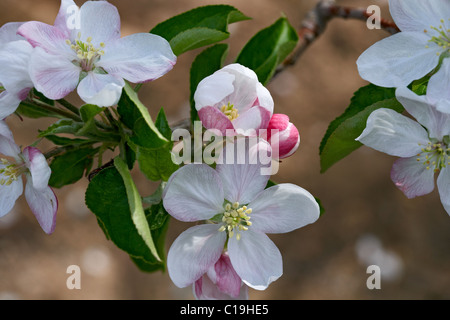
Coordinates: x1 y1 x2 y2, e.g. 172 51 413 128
320 86 404 173
49 147 98 188
190 43 229 124
118 83 168 149
236 17 298 85
150 5 250 56
17 102 61 119
134 145 179 182
76 104 104 136
114 157 161 262
38 119 84 137
155 108 173 141
85 166 163 267
44 135 91 146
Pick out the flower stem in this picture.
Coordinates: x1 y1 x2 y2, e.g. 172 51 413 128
57 99 80 116
31 98 82 122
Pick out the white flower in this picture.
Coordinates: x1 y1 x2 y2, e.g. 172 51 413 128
356 87 450 216
162 143 320 291
357 0 450 100
0 121 58 234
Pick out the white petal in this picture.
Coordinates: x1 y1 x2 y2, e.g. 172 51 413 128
249 183 320 234
0 177 23 218
78 1 121 46
0 40 34 93
389 0 450 32
29 47 81 100
77 72 124 107
216 138 270 204
228 230 282 290
98 33 176 83
0 91 22 120
0 120 20 157
222 65 258 113
396 87 450 140
24 178 58 234
255 82 274 114
356 108 430 158
167 224 227 288
427 58 450 108
22 147 51 190
232 106 272 133
162 164 225 222
357 31 441 87
194 71 235 110
437 166 450 216
0 22 25 44
54 0 78 37
390 156 436 199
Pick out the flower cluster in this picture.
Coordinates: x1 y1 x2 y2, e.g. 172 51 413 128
162 64 319 299
356 0 450 216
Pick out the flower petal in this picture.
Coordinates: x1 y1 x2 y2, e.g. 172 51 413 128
396 87 450 140
0 120 20 157
77 72 124 107
356 108 430 158
427 58 450 108
78 1 121 46
437 166 450 216
389 0 450 32
255 82 274 114
0 91 22 121
22 147 51 191
212 252 244 298
232 106 272 133
167 224 227 288
54 0 78 37
390 156 436 199
0 22 24 44
249 183 320 234
357 31 440 87
29 47 81 100
163 164 225 222
194 71 235 111
24 177 58 234
0 40 34 93
0 178 23 218
216 138 270 204
98 33 176 83
193 272 248 300
198 106 234 135
228 230 282 290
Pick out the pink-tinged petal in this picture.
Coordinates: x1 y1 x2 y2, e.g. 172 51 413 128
0 22 25 44
389 0 450 32
0 120 20 157
22 147 51 191
266 114 300 159
97 33 176 83
167 224 227 288
213 252 243 298
228 230 282 290
232 106 272 133
193 273 248 300
216 138 270 204
17 21 74 57
0 40 34 93
357 31 441 87
198 106 234 136
396 87 450 141
78 1 121 46
0 91 22 121
427 59 450 112
54 0 78 37
437 166 450 216
29 47 81 100
24 177 58 234
194 71 235 110
77 72 124 107
356 108 430 158
163 164 225 222
0 178 23 218
249 183 320 234
391 156 436 199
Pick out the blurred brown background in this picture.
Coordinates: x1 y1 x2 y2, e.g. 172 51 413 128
0 0 449 300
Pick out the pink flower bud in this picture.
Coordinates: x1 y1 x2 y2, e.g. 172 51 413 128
266 114 300 159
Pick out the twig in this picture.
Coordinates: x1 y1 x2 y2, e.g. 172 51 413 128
273 0 399 78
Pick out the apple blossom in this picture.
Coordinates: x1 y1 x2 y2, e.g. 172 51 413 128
18 0 176 107
356 87 450 216
194 63 274 136
193 252 249 300
0 22 34 119
265 114 300 159
163 144 320 291
357 0 450 98
0 121 58 234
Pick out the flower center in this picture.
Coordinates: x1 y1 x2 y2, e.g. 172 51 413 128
424 19 450 55
416 141 450 172
66 32 105 72
218 202 252 241
0 158 25 186
221 102 239 121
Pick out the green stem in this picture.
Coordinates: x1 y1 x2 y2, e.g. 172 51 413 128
31 99 82 122
57 99 80 116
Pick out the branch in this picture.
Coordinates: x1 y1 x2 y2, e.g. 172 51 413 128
273 0 399 78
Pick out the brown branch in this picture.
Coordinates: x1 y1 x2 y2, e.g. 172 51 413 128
273 0 400 78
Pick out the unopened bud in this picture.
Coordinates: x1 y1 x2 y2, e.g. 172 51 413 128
266 114 300 159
